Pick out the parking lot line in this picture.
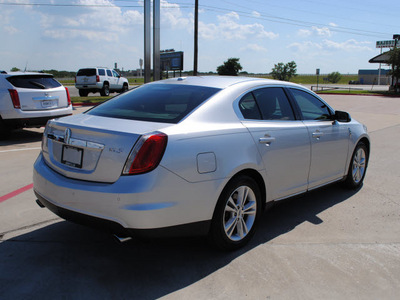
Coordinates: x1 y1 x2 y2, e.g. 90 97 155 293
0 147 41 153
0 183 33 203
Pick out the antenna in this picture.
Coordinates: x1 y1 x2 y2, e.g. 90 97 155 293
24 61 28 72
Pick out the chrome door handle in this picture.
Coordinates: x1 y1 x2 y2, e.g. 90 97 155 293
312 130 324 138
259 136 275 145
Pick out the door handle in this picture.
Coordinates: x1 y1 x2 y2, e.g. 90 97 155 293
312 130 324 139
259 135 275 145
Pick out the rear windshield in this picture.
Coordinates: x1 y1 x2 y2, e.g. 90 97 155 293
7 75 62 89
87 84 221 123
77 68 96 76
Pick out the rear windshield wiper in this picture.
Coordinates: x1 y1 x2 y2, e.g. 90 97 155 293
29 81 46 89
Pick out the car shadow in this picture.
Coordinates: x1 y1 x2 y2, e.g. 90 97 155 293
0 183 359 299
0 128 43 145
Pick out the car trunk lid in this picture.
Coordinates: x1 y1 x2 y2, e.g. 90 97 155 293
42 114 170 183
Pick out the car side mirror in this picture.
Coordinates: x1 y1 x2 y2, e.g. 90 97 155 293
334 110 351 122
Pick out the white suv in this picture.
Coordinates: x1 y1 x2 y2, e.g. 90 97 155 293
75 68 129 97
0 71 73 136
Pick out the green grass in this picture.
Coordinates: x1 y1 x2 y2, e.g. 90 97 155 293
317 90 398 96
71 96 111 104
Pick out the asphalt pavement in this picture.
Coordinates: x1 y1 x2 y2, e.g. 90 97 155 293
0 95 399 299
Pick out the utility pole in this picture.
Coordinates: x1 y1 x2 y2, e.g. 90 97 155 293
144 0 151 83
153 0 160 81
193 0 198 76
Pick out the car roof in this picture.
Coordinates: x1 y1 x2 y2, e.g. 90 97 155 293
153 76 300 90
0 71 53 78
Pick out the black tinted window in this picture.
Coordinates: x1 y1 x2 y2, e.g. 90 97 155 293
7 75 61 89
87 84 221 123
77 69 96 76
239 93 262 120
98 69 106 76
253 88 295 120
290 89 332 120
106 70 112 76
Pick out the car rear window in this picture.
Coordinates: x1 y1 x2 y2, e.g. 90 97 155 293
6 75 62 89
77 69 96 76
87 84 221 123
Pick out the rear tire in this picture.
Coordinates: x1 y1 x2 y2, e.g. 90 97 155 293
100 83 110 96
344 142 369 189
209 175 262 251
78 89 89 97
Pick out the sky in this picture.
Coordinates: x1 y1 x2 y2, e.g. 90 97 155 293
1 0 399 74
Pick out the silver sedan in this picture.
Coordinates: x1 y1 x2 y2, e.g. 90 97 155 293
33 76 370 250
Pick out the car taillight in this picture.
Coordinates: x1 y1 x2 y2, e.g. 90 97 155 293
123 132 168 175
8 89 21 109
74 76 77 83
65 87 71 105
96 75 100 82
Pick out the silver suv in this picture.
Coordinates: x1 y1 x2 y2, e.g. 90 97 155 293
0 71 72 136
75 68 129 97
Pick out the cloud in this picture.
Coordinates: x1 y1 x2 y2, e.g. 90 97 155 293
4 25 19 35
240 43 267 52
297 26 332 37
289 39 373 52
252 11 261 18
200 11 278 40
324 39 372 51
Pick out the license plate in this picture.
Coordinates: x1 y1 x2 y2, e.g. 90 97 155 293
62 145 83 168
41 100 54 108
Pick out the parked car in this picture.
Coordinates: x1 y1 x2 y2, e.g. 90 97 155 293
33 76 370 250
0 71 72 136
75 67 129 97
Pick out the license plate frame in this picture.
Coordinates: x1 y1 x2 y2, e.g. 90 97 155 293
61 145 83 168
41 99 56 108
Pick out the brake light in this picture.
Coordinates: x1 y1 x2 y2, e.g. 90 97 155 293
123 132 168 175
65 87 71 106
96 75 100 82
74 76 76 83
8 89 21 109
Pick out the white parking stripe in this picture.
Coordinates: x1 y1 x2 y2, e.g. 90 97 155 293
0 147 41 153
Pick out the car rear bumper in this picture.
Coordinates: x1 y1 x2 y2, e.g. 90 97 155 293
33 153 218 236
75 83 102 90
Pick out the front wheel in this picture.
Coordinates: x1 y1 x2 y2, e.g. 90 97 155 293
209 175 262 251
344 142 369 189
120 83 128 93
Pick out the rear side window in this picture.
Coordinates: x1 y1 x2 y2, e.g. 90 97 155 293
98 69 106 76
239 93 262 120
77 69 96 76
106 70 112 76
6 75 61 89
87 84 221 123
252 87 295 120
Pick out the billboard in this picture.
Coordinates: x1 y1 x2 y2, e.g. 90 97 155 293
376 40 396 48
160 51 184 71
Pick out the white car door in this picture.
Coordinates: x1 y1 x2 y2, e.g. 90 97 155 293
240 87 311 200
289 88 350 189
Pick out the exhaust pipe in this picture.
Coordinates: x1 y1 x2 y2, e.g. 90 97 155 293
36 199 45 208
113 234 132 243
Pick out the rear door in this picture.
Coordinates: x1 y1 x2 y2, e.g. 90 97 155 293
288 88 350 189
107 69 117 89
7 75 69 110
240 87 311 200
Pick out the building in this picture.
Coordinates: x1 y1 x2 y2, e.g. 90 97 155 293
358 69 391 85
